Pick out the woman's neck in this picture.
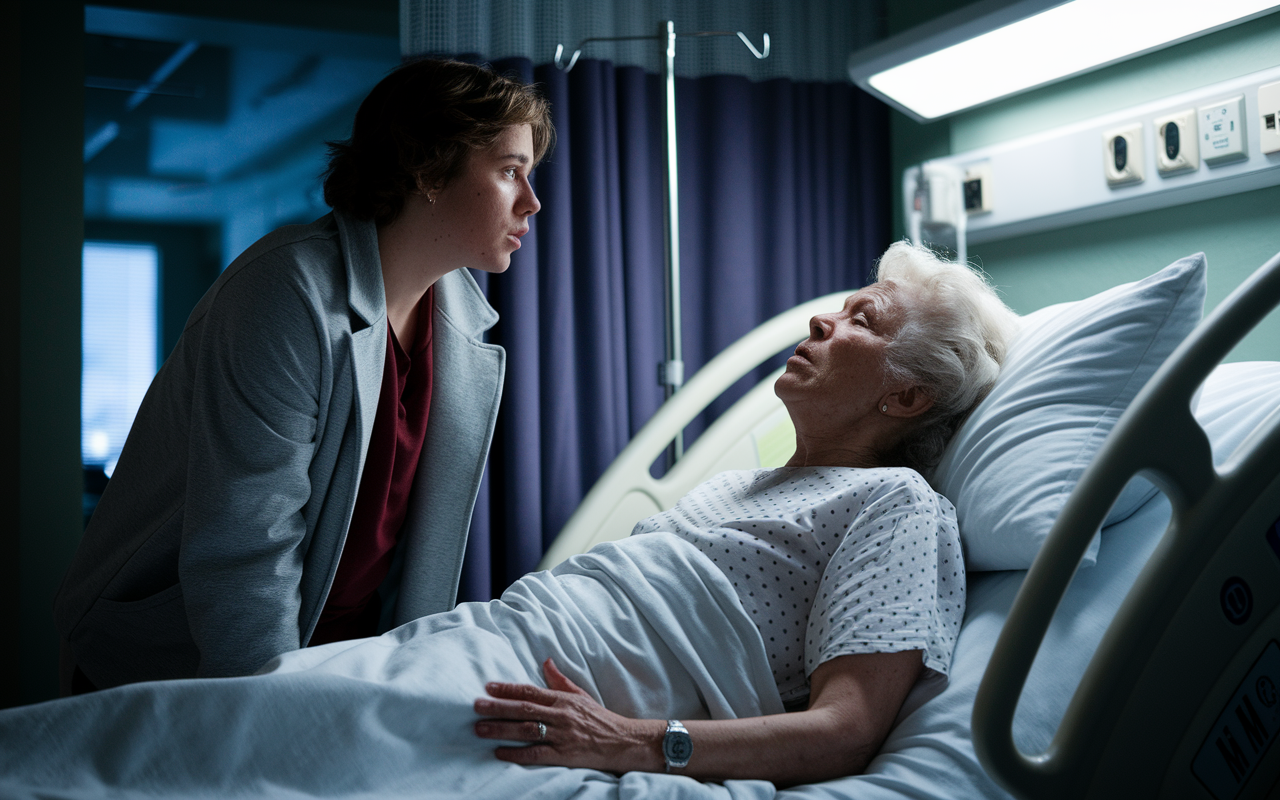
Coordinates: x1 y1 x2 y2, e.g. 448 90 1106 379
782 404 900 469
785 438 883 469
377 198 451 344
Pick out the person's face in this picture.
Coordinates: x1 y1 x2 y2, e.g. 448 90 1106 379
431 124 541 274
774 282 911 421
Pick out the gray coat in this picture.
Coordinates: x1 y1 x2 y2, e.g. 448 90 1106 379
55 211 505 688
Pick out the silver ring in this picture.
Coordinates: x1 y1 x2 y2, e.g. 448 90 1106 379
536 721 547 741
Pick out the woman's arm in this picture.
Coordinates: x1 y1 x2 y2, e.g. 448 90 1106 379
180 255 326 677
474 650 923 786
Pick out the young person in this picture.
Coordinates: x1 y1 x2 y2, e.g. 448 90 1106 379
55 59 554 691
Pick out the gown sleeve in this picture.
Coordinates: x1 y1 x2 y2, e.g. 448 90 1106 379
803 473 965 679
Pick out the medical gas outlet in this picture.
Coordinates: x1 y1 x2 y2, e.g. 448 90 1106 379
1103 124 1144 187
1199 95 1248 166
1260 81 1280 155
1154 109 1198 176
963 162 993 214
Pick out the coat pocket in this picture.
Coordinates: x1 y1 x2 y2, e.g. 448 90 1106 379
72 583 200 688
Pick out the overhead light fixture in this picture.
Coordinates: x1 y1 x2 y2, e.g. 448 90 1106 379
848 0 1280 122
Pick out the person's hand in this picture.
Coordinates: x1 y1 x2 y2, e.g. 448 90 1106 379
473 658 664 774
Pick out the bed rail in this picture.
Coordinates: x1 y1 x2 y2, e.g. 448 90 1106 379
973 250 1280 799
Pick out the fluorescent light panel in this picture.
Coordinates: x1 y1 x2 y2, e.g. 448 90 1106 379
865 0 1280 120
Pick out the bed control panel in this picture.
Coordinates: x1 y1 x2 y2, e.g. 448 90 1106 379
1170 496 1280 800
1191 640 1280 800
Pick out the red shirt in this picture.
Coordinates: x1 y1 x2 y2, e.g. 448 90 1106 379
310 288 434 645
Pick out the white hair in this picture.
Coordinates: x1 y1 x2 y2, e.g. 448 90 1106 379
874 240 1021 474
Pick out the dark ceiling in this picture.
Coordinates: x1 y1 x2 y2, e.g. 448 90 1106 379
85 35 231 176
82 4 400 260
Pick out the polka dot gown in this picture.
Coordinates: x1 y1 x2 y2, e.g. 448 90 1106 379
631 467 964 704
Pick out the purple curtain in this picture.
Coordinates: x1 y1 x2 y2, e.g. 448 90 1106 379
460 57 890 601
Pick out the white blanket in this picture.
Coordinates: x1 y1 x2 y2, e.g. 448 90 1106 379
0 534 786 799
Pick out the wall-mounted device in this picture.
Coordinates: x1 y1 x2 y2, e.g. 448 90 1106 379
964 162 994 215
905 162 966 263
1260 80 1280 155
906 63 1280 246
1103 123 1144 187
1154 109 1198 176
1199 95 1248 166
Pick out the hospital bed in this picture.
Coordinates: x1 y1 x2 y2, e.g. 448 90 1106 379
540 249 1280 799
2 252 1276 800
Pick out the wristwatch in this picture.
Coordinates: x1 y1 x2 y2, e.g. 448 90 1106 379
662 719 693 771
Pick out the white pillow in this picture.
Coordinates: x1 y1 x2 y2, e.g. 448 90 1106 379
932 253 1207 572
1195 361 1280 467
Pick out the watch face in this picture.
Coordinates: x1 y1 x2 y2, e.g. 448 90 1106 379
663 730 692 765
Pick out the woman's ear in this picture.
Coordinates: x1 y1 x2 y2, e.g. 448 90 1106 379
881 386 934 419
413 173 445 196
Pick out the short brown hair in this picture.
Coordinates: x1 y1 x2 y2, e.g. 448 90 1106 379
323 59 554 225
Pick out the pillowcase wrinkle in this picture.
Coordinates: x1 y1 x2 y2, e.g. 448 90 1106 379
932 252 1207 572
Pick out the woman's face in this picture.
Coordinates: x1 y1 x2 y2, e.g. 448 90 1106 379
429 124 541 274
774 282 911 422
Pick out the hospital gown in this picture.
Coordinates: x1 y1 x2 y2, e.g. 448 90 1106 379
631 467 964 703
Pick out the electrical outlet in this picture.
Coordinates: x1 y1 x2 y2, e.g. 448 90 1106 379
1199 95 1248 166
963 162 993 214
1103 123 1144 186
1260 81 1280 155
1155 109 1198 176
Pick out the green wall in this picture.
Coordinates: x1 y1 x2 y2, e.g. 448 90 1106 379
889 8 1280 362
973 185 1280 362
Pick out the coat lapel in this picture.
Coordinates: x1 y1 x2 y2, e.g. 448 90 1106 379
329 210 504 627
394 268 504 623
334 211 387 477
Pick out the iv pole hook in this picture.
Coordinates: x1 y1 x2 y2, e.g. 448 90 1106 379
554 30 770 72
734 31 770 59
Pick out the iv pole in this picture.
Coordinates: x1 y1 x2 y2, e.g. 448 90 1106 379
555 21 770 468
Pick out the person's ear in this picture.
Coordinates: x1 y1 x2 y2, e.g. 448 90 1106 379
880 386 934 419
413 174 445 197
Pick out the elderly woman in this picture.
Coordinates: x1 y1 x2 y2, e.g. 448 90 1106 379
473 240 1020 785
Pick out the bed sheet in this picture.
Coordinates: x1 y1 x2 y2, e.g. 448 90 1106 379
0 506 1168 800
0 534 783 800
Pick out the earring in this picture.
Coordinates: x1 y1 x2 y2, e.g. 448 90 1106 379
881 404 888 413
426 192 436 205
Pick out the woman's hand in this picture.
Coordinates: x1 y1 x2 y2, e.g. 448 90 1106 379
473 658 664 774
475 650 923 784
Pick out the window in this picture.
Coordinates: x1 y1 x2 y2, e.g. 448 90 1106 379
81 241 160 476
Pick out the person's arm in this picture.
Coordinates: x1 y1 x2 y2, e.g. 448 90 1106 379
181 253 325 677
474 650 923 786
